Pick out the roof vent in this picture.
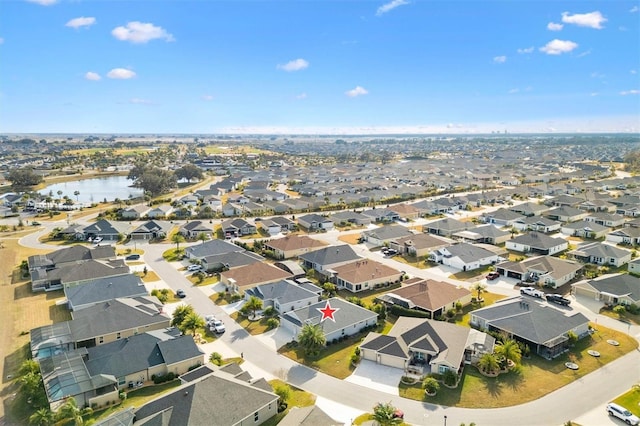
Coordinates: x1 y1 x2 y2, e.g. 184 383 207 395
184 391 189 396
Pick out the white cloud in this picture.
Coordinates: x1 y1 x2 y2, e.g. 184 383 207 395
620 90 639 95
345 86 368 97
277 58 309 72
577 50 592 58
65 17 96 29
561 11 607 29
631 6 639 13
539 39 578 55
517 46 534 54
547 22 564 31
296 92 308 100
84 71 101 81
201 95 214 101
129 98 153 104
25 0 57 5
508 88 520 94
0 37 4 45
112 21 174 44
590 92 599 96
493 55 506 63
631 70 637 75
107 68 136 79
376 0 409 16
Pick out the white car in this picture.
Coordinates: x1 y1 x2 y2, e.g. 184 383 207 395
93 237 103 244
607 403 639 425
187 264 202 272
520 286 544 298
209 318 225 334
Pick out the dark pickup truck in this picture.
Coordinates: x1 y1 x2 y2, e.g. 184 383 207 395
546 294 571 306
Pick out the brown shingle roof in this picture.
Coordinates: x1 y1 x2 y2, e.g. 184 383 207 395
389 279 470 311
332 259 401 284
265 235 328 251
222 263 292 289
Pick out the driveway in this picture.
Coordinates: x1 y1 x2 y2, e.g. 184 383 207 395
346 360 403 396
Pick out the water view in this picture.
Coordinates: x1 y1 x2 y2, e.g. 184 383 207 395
40 175 144 204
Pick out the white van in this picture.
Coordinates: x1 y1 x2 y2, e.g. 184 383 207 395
607 403 639 425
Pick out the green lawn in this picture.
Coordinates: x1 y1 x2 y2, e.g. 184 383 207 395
612 386 640 417
262 380 316 426
400 324 638 408
230 312 273 335
455 292 507 326
162 248 184 261
89 381 181 423
599 308 640 326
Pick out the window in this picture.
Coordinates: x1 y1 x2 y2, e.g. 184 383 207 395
116 332 121 339
98 336 104 344
254 412 259 422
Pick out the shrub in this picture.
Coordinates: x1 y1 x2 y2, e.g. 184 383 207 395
443 369 457 387
423 377 440 395
263 306 276 317
266 317 280 330
389 305 430 318
626 304 640 315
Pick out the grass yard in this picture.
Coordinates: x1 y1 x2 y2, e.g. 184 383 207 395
188 273 220 286
353 412 411 426
229 312 273 335
338 233 362 245
393 255 430 269
162 247 184 261
599 308 640 326
455 292 507 327
89 381 182 423
400 324 638 408
262 379 316 426
612 386 640 417
449 266 494 281
138 271 160 282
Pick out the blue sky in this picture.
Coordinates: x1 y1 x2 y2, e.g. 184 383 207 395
0 0 638 134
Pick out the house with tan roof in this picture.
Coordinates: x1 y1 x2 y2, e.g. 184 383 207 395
388 233 451 258
220 262 293 293
387 203 420 220
263 235 329 259
377 278 472 318
496 255 582 289
330 259 403 293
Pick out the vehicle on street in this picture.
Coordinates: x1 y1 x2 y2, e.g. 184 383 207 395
125 254 140 261
176 289 186 298
31 221 41 226
187 264 202 272
209 318 226 334
607 403 640 425
520 286 544 298
486 272 500 280
545 293 571 306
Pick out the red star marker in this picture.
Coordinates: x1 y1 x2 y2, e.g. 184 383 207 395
317 300 339 322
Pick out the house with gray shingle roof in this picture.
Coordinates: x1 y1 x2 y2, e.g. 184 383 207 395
568 242 632 267
506 232 568 256
512 216 563 233
298 244 361 274
584 212 625 228
281 297 378 343
330 210 372 226
546 206 589 223
179 220 213 239
481 208 525 226
560 220 610 239
184 239 243 260
606 226 640 245
361 224 415 246
244 279 320 312
452 224 510 245
423 217 472 237
430 242 499 271
360 317 494 376
31 257 130 292
65 274 147 311
572 273 640 306
509 202 551 217
129 220 172 240
496 255 582 289
361 208 400 223
470 296 590 359
82 219 131 241
297 213 334 231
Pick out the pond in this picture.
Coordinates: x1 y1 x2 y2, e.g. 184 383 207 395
40 175 144 204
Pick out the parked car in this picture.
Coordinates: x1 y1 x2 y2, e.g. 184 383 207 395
125 254 140 261
607 403 639 425
176 289 186 298
545 293 571 306
93 237 103 244
187 264 202 272
209 318 226 334
486 272 500 280
520 286 544 298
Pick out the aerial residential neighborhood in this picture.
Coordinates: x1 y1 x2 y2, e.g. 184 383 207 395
0 134 639 426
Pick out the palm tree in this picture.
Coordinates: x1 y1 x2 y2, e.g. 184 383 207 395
73 191 80 202
55 397 92 426
197 232 209 244
297 323 326 356
478 353 500 374
470 282 487 302
495 338 522 366
180 312 205 336
171 304 195 328
422 377 440 395
29 408 54 425
19 359 40 376
244 296 263 320
171 233 185 252
372 402 403 426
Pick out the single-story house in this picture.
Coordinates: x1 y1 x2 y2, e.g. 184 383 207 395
388 233 451 258
512 216 563 233
330 211 373 227
560 220 610 239
297 213 334 231
606 226 640 245
201 251 264 273
220 263 293 293
496 255 582 289
264 235 329 260
430 243 499 272
481 208 524 227
470 297 590 359
270 216 297 231
451 224 510 245
568 242 632 267
506 232 568 256
221 218 257 238
360 317 495 376
184 239 244 261
120 205 150 220
423 218 472 237
82 219 131 241
545 206 589 223
387 203 421 220
361 208 400 223
129 220 172 240
572 274 640 306
146 205 173 219
330 259 403 293
584 212 626 228
509 202 550 217
179 220 214 239
64 274 147 311
298 244 362 274
361 225 415 246
281 297 378 344
244 279 321 313
31 258 130 292
257 219 281 235
377 278 472 318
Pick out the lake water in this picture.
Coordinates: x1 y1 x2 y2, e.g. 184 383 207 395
40 175 144 204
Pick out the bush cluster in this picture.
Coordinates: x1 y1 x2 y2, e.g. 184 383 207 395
151 372 176 384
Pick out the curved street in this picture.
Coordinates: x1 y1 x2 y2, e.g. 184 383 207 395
15 217 640 426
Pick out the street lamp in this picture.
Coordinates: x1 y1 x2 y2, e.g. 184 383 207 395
444 415 447 426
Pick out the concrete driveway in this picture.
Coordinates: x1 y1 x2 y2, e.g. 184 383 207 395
346 360 403 396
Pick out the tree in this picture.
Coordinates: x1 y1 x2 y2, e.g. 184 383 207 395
422 377 440 395
73 191 80 202
478 353 500 374
209 352 223 366
171 304 195 328
372 402 403 426
19 359 40 376
567 330 578 346
180 312 205 336
197 232 209 244
495 338 522 365
297 323 326 356
29 408 54 426
175 164 204 182
273 383 291 405
613 305 626 317
322 282 337 297
470 282 487 301
7 168 44 190
171 233 186 252
55 397 92 426
244 296 263 320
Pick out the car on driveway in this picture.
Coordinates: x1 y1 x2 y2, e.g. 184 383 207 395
187 264 202 272
520 286 544 298
607 403 639 425
486 272 500 280
546 293 571 306
176 289 186 298
93 237 103 244
125 254 140 261
209 318 226 334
